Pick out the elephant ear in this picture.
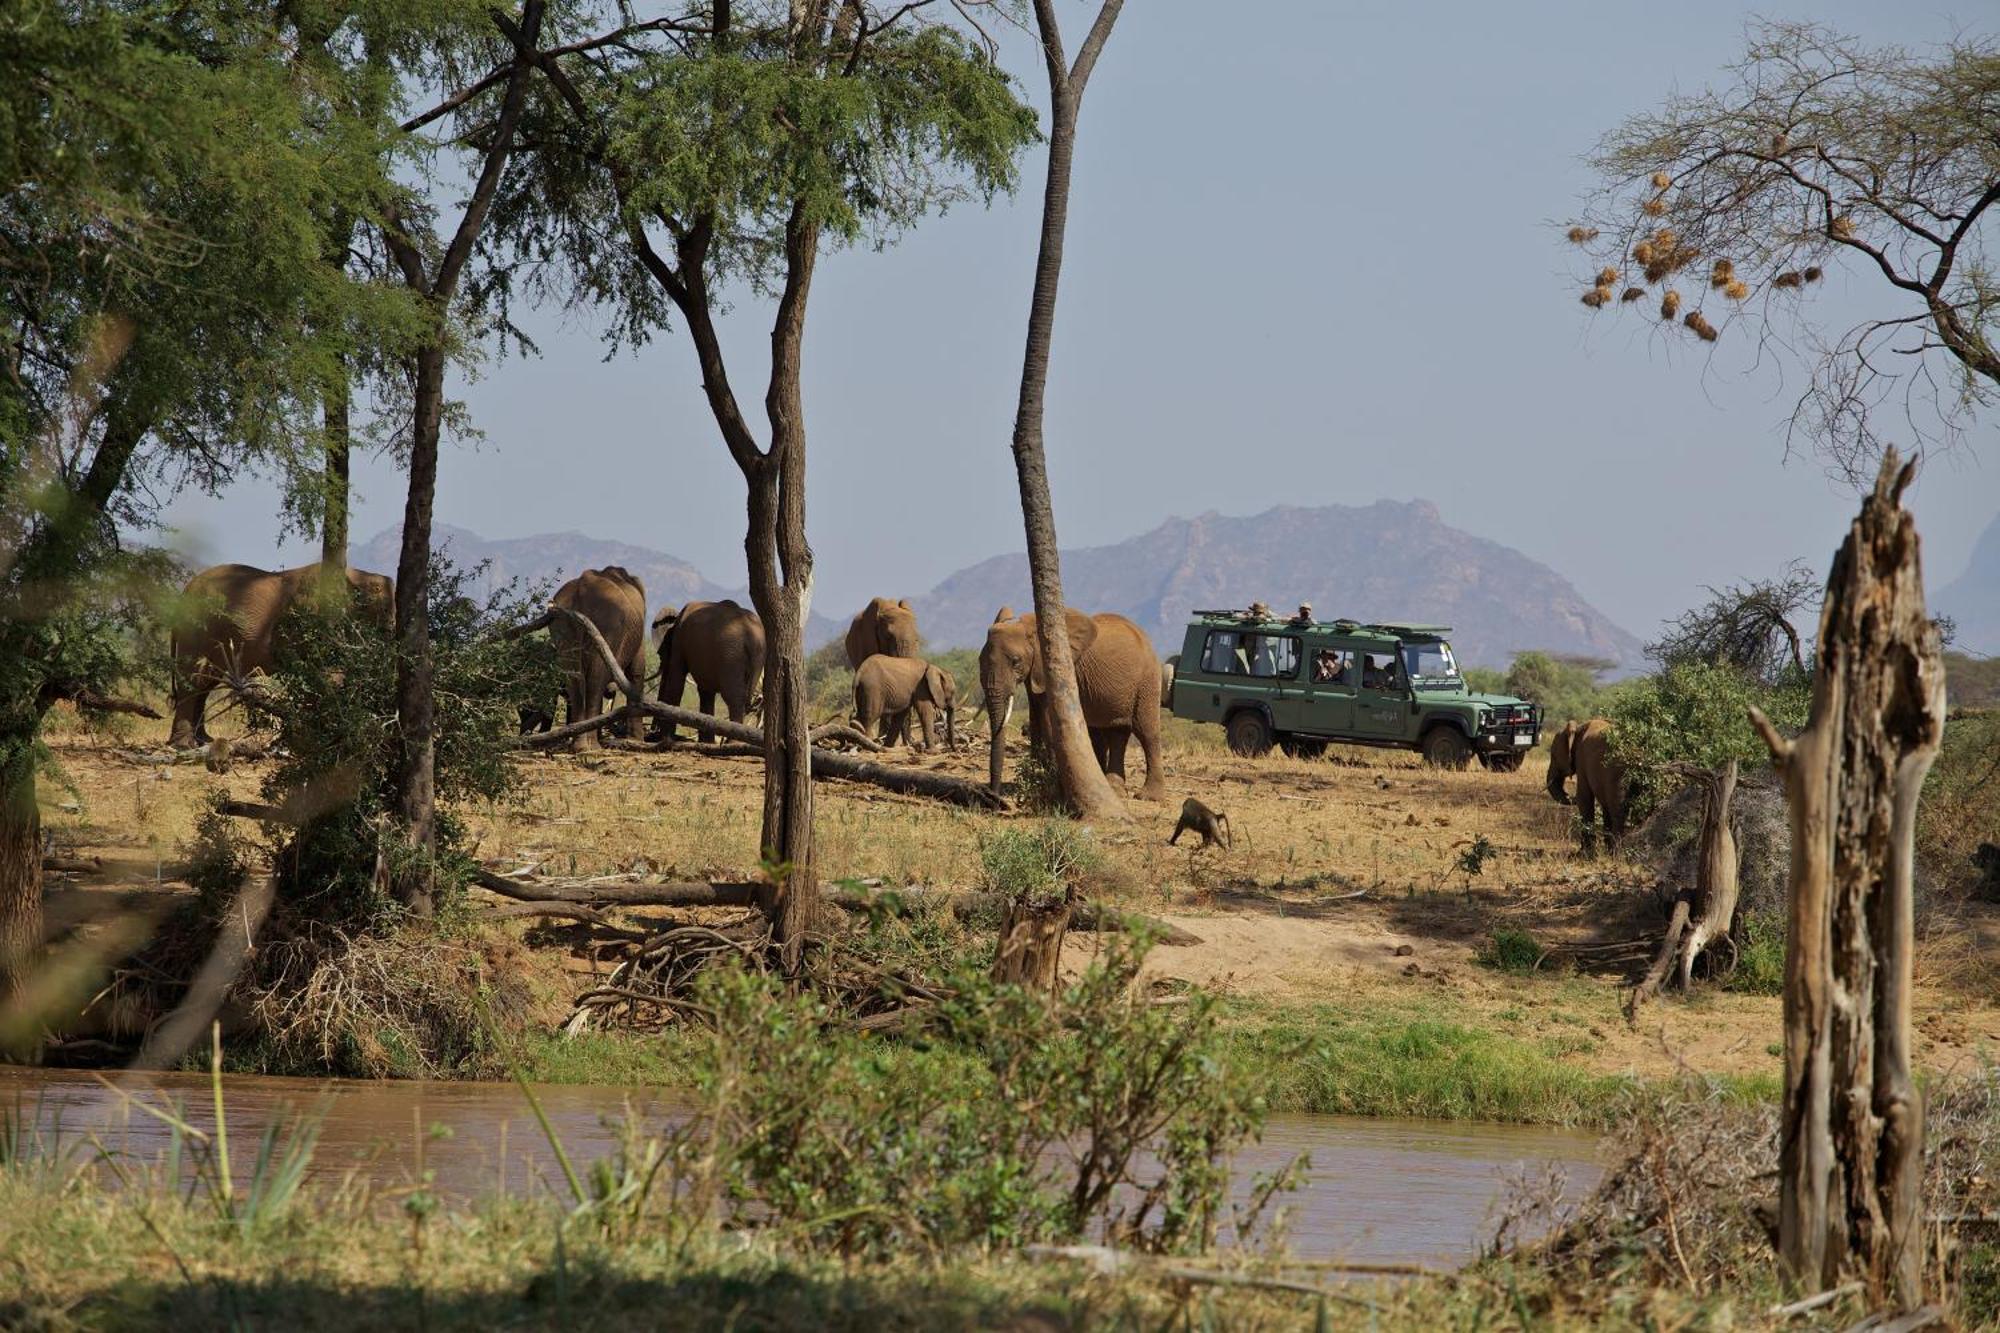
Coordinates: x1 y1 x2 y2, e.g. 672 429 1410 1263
1064 610 1099 660
898 599 910 610
993 605 1013 625
925 663 950 703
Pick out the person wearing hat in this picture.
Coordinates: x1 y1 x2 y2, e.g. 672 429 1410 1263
1290 603 1313 626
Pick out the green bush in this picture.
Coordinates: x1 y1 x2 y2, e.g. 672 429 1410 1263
1481 928 1543 974
1608 661 1810 818
979 819 1100 907
258 557 559 926
1502 650 1623 725
1728 912 1785 996
183 797 251 921
688 935 1279 1257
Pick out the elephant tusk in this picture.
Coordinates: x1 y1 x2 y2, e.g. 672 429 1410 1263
999 696 1013 733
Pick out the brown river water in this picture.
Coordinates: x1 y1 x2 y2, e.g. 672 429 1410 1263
2 1067 1601 1270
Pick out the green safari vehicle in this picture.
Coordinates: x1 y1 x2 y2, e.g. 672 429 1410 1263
1167 610 1542 769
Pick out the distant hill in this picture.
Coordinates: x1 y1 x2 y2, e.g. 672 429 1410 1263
1936 513 2000 657
909 500 1645 671
354 525 844 647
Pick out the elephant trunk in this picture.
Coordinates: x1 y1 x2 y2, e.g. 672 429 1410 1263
944 699 957 751
985 689 1013 792
1546 762 1572 805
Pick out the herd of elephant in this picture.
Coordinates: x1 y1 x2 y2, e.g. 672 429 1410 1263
162 561 1169 802
162 559 1624 836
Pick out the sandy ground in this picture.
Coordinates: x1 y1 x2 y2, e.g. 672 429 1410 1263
34 704 2000 1084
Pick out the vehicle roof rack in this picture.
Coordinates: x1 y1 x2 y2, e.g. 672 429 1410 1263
1362 622 1454 636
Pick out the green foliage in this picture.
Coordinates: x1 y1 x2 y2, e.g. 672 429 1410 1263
1916 707 2000 900
1608 661 1810 800
184 798 252 922
1501 651 1622 725
978 819 1101 908
1457 834 1497 878
1727 913 1786 996
1481 928 1543 974
260 559 560 925
690 935 1276 1257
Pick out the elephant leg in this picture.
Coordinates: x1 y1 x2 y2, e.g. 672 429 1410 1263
1134 712 1166 802
887 708 910 748
913 700 936 751
660 665 687 740
168 680 209 750
570 660 605 752
698 688 717 743
1104 728 1132 782
1576 786 1599 858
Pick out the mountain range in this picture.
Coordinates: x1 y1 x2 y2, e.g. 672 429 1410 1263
357 501 1649 670
353 524 846 647
909 501 1644 670
1936 512 2000 658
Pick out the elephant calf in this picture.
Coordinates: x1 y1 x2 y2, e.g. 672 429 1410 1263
1546 717 1629 854
654 599 765 742
852 654 957 751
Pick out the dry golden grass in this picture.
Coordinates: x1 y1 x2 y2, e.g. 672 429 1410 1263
34 701 2000 1087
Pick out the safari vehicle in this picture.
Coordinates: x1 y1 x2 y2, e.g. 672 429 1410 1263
1168 610 1541 769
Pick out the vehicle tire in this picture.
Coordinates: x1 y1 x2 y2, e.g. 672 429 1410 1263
1280 735 1327 760
1226 711 1274 758
1421 726 1472 770
1481 750 1525 773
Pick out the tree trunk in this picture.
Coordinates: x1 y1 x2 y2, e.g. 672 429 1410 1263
0 742 42 1024
390 344 445 914
992 890 1074 993
321 359 351 570
1752 450 1944 1309
1627 760 1740 1017
1011 10 1126 823
745 209 821 973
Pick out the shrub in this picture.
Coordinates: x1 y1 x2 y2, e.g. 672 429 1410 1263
256 557 558 926
978 818 1100 907
1728 911 1785 996
1502 651 1622 725
687 935 1283 1258
1608 660 1810 819
1482 928 1543 974
183 797 252 921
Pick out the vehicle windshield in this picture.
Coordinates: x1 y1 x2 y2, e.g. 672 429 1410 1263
1400 641 1461 687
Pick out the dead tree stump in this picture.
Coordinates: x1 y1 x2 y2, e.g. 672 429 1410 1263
1750 451 1945 1308
1628 759 1741 1017
991 889 1075 993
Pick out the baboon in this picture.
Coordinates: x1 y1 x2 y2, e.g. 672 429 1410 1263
1168 797 1231 850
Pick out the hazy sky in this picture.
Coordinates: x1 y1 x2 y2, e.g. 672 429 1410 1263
164 0 1999 646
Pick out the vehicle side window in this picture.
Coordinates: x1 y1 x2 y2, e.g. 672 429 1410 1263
1201 631 1299 678
1361 651 1401 690
1311 648 1353 684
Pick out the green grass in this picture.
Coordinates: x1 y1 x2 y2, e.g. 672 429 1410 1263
1218 1000 1631 1126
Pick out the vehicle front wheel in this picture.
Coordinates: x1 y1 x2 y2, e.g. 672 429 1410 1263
1226 711 1274 758
1481 750 1525 773
1421 726 1472 770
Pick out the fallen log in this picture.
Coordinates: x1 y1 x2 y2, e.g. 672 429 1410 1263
509 702 999 808
469 868 1203 945
41 855 102 874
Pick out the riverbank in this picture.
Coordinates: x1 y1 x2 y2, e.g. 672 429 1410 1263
29 706 2000 1121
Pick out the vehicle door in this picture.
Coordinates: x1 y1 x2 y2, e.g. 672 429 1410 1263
1352 646 1411 739
1248 633 1304 729
1192 629 1295 723
1295 642 1357 735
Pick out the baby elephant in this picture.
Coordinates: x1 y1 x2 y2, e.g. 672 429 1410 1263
852 654 957 751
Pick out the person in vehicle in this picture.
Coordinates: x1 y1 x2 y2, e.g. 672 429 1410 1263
1290 603 1314 626
1313 649 1345 682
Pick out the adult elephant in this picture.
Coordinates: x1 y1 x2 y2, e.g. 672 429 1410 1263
980 607 1165 802
547 567 647 750
1546 717 1629 854
169 562 393 749
844 597 921 668
654 599 764 742
852 654 957 750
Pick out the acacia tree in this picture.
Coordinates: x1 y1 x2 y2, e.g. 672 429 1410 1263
0 1 390 1006
489 1 1035 967
1006 0 1126 819
1566 22 2000 475
376 0 551 912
